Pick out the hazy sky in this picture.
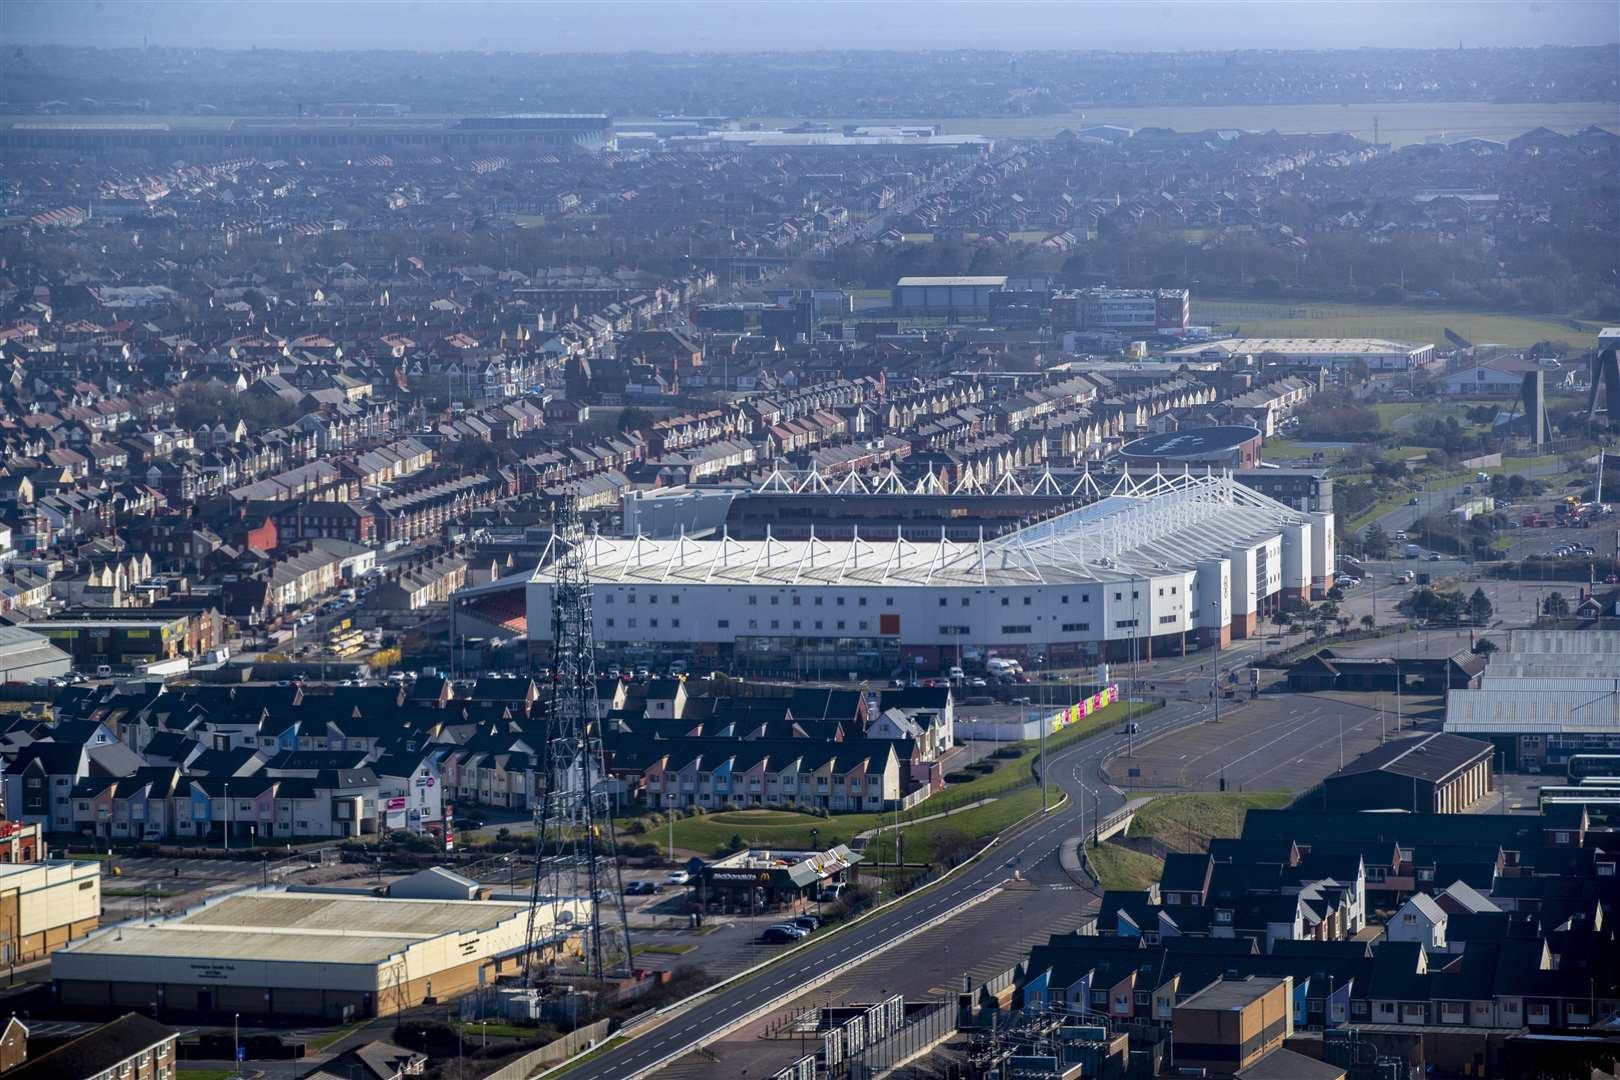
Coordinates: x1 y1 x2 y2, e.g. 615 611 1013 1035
4 0 1616 52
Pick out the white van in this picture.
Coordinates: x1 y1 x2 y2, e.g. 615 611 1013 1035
95 664 113 679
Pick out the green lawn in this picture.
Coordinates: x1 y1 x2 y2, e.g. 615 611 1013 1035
306 1021 366 1051
1088 843 1163 891
457 1020 554 1040
1090 791 1291 891
1128 791 1292 852
1197 297 1596 349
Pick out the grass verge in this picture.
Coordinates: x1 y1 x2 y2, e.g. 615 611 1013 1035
307 1021 366 1052
1090 790 1291 891
1088 844 1164 891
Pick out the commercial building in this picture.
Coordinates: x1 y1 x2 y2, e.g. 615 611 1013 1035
698 845 862 915
521 472 1334 673
1443 629 1620 768
1164 338 1434 371
1119 427 1265 470
0 860 102 963
1172 975 1294 1076
1052 287 1191 332
1322 733 1495 813
891 276 1008 316
1231 469 1332 513
52 890 589 1020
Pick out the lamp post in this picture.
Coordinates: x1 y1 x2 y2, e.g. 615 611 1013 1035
1210 600 1222 724
223 780 231 852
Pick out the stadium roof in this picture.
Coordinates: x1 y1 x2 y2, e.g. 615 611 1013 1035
535 470 1313 589
1121 426 1262 458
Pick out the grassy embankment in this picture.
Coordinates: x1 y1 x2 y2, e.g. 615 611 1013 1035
1088 791 1293 891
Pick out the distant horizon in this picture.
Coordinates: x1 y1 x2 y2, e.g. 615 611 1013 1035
4 0 1617 53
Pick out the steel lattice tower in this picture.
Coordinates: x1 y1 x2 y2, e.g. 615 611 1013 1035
524 496 632 985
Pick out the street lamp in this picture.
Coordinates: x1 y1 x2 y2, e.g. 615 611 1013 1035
1209 600 1223 724
223 780 231 852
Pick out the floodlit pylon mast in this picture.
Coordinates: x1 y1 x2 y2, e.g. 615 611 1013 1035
524 494 632 984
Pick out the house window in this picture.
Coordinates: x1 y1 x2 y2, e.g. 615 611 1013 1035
814 597 823 606
1134 991 1149 1006
718 619 729 629
748 596 758 606
1000 597 1009 607
628 618 637 628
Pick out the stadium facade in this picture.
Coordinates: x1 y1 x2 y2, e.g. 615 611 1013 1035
521 471 1333 674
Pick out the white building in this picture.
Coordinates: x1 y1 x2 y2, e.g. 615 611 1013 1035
1165 337 1434 371
1388 892 1448 952
518 471 1334 673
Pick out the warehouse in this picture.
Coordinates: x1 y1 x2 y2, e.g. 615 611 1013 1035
1443 629 1620 769
52 890 589 1021
1323 733 1495 813
522 471 1334 673
0 626 70 684
891 275 1007 316
1164 337 1434 371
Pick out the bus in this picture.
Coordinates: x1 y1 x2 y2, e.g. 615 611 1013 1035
1567 754 1620 781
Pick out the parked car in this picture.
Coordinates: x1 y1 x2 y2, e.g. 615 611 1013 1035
625 880 660 896
665 870 691 886
767 923 809 939
1428 553 1443 561
761 926 801 944
791 914 823 931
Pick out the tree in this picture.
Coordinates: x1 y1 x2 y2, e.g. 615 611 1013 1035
617 405 651 433
1543 592 1571 617
1468 587 1494 625
1360 614 1376 630
1362 523 1391 559
1472 638 1499 655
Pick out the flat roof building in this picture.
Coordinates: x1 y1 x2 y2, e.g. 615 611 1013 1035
1165 338 1434 371
892 276 1008 316
52 890 588 1021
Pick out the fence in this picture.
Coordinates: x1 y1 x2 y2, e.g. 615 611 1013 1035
481 1018 612 1080
845 1002 955 1079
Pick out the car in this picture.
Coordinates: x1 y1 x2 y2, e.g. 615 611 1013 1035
947 666 965 681
767 922 809 938
665 870 691 886
817 882 845 902
969 676 988 687
1408 497 1420 506
1394 531 1409 541
790 914 823 931
455 816 486 831
624 880 660 896
1428 553 1443 561
1120 722 1140 735
760 926 801 944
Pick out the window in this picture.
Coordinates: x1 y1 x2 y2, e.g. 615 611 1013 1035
671 594 680 605
859 621 869 630
836 597 845 606
718 619 729 629
961 597 970 607
671 619 680 628
770 620 779 629
1113 592 1122 601
627 592 636 604
859 597 868 606
1402 913 1417 924
1135 991 1150 1006
814 597 823 606
837 621 845 630
649 594 658 605
771 596 780 606
628 618 638 628
748 596 758 606
792 595 801 606
814 621 823 630
1090 990 1107 1006
748 619 758 630
1000 597 1010 607
649 618 659 628
605 593 615 604
1002 625 1032 634
1555 831 1571 844
1159 615 1177 625
939 598 948 607
793 620 801 630
1115 619 1138 629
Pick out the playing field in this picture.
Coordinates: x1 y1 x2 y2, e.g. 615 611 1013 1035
1195 298 1599 349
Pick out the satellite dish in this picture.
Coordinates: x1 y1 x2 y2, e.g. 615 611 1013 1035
556 910 575 925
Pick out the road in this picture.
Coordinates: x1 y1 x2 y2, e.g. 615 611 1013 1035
1365 458 1567 539
569 696 1219 1080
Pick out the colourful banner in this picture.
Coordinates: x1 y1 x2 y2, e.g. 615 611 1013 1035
1049 684 1119 731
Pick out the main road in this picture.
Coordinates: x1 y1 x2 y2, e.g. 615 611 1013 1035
569 696 1222 1080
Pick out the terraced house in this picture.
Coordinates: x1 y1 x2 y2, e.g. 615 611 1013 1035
617 736 903 812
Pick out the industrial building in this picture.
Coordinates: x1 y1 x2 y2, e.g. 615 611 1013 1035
891 276 1008 316
518 471 1335 673
1444 629 1620 768
1164 337 1434 371
0 626 70 684
52 890 589 1020
0 860 101 964
1171 975 1294 1075
1322 733 1496 813
1119 426 1265 470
